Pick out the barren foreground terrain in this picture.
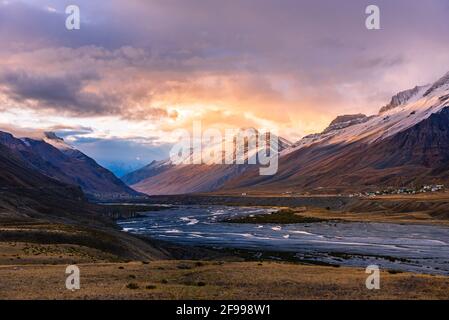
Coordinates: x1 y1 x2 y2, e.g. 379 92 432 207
0 241 448 300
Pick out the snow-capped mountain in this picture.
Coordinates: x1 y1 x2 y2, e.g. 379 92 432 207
122 130 291 195
284 72 449 154
0 130 140 199
222 71 449 193
379 86 424 114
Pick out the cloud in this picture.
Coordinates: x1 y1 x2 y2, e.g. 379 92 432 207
51 125 93 137
0 69 105 113
1 0 449 143
0 49 170 120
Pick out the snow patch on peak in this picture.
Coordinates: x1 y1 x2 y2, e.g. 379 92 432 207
379 86 425 114
323 114 370 133
281 115 370 156
20 138 31 147
147 159 173 168
424 71 449 97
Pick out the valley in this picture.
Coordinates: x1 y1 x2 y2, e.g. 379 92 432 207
2 71 449 299
2 187 449 299
3 1 449 303
2 191 449 299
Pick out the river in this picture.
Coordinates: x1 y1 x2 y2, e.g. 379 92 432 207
117 205 449 275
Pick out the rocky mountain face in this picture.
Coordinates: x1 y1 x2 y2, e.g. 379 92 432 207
379 86 423 114
424 71 449 97
322 114 371 133
0 131 140 200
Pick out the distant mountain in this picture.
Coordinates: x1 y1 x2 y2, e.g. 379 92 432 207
0 131 140 200
121 159 174 186
104 161 145 178
221 71 449 193
122 131 292 195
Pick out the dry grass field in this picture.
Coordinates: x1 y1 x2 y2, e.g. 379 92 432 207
0 241 448 300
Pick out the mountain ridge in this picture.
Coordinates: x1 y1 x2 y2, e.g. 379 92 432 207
120 70 449 195
0 130 140 200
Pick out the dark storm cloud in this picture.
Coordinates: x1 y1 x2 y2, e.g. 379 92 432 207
0 66 169 119
0 69 106 113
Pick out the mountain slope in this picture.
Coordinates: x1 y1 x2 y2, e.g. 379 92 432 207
0 143 82 194
0 131 140 200
121 160 174 186
124 131 291 195
132 163 250 195
0 136 170 261
0 141 87 222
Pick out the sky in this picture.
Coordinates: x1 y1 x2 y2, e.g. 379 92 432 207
1 0 449 175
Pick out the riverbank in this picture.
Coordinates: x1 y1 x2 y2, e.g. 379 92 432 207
223 206 449 226
115 193 449 226
224 208 336 224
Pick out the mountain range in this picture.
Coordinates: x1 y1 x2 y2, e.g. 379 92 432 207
123 71 449 195
2 71 449 198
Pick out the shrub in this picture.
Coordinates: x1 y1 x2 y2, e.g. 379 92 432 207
388 270 403 275
126 283 139 290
